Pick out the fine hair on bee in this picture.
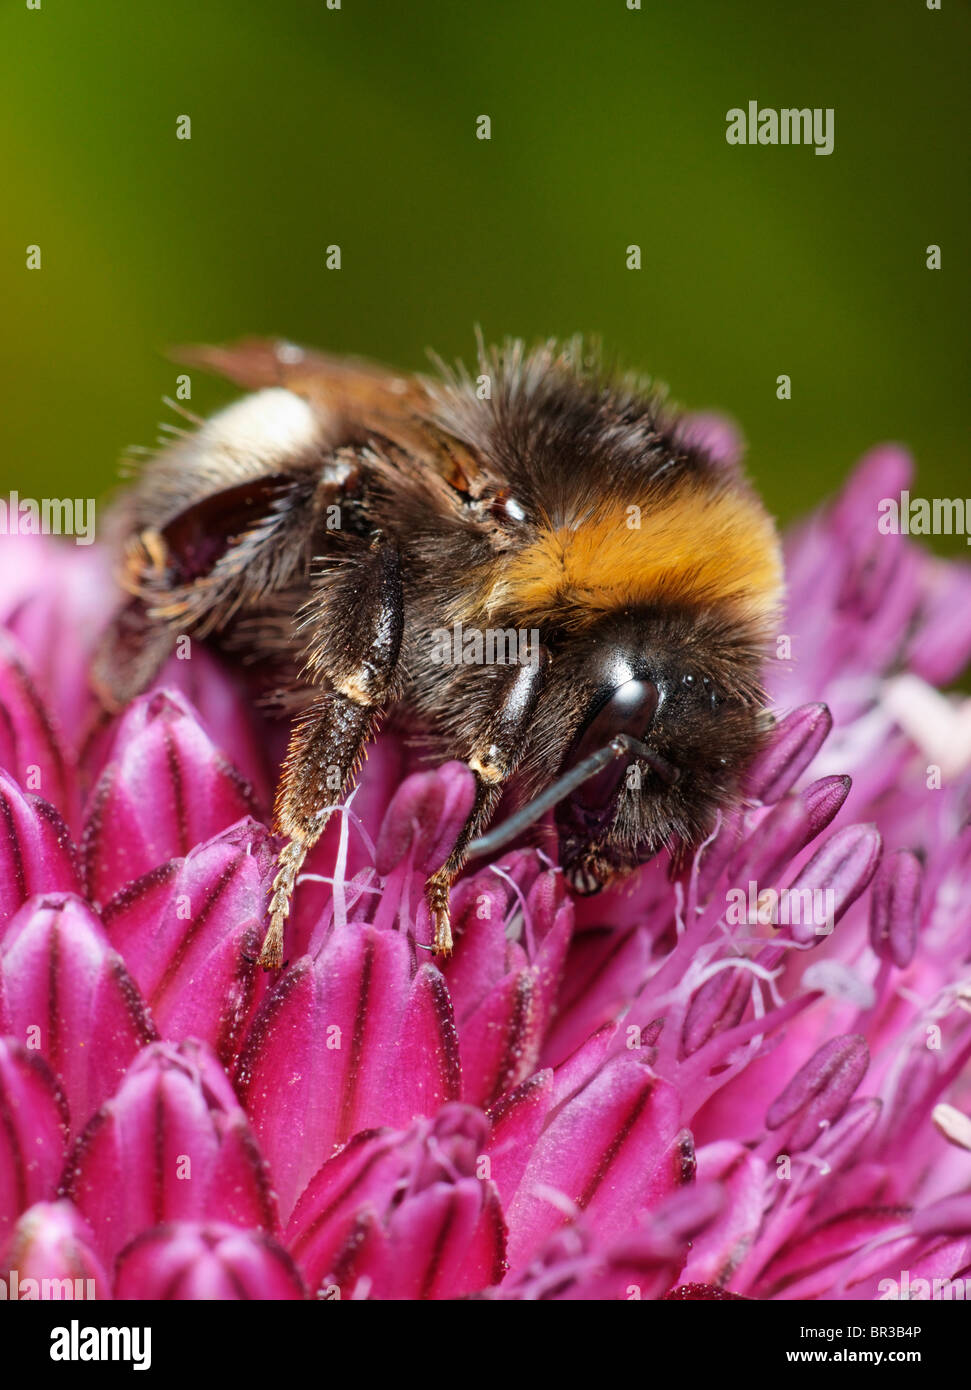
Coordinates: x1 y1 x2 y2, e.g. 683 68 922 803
92 333 784 967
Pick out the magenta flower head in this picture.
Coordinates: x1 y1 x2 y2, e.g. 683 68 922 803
1 429 970 1307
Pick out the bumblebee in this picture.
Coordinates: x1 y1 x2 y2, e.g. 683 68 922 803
93 336 784 967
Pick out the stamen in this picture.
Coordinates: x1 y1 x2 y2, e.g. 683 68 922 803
765 1034 869 1151
931 1102 971 1152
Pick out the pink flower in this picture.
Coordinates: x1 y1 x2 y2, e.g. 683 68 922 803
0 444 969 1301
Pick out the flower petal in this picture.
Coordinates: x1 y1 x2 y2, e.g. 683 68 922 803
113 1223 304 1295
374 762 476 876
754 1205 910 1299
906 559 971 686
1 537 115 744
460 968 541 1109
677 1142 767 1287
910 1194 971 1239
486 1069 554 1208
675 411 745 469
286 1105 505 1300
61 1039 278 1266
367 1179 506 1299
115 1221 305 1300
0 770 79 929
454 874 570 1107
497 1185 724 1301
443 875 517 1021
0 1199 111 1299
0 631 77 827
234 924 461 1220
80 690 259 906
101 820 276 1067
542 928 653 1069
148 647 278 816
831 445 913 530
0 893 156 1136
665 1283 749 1300
504 1054 685 1269
0 1038 69 1237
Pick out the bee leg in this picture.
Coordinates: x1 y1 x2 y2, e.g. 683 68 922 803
425 651 549 955
92 472 323 710
425 777 502 956
91 595 180 712
463 732 680 860
259 693 379 968
259 536 403 968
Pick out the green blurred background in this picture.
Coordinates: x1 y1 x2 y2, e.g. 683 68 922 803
1 0 967 548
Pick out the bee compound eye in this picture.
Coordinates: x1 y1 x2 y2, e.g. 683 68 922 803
561 679 660 811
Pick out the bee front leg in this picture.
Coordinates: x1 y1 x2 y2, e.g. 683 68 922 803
259 536 403 968
425 649 549 955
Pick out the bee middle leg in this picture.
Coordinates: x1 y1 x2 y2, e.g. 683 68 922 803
259 535 403 968
425 650 549 955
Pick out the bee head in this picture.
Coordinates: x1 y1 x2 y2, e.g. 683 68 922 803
551 605 773 894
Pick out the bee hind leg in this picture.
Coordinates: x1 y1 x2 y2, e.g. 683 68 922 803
259 698 375 968
259 535 403 968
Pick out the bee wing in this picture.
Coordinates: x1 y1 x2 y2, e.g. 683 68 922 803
171 337 486 495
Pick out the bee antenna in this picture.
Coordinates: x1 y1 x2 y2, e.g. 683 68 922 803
464 735 678 860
